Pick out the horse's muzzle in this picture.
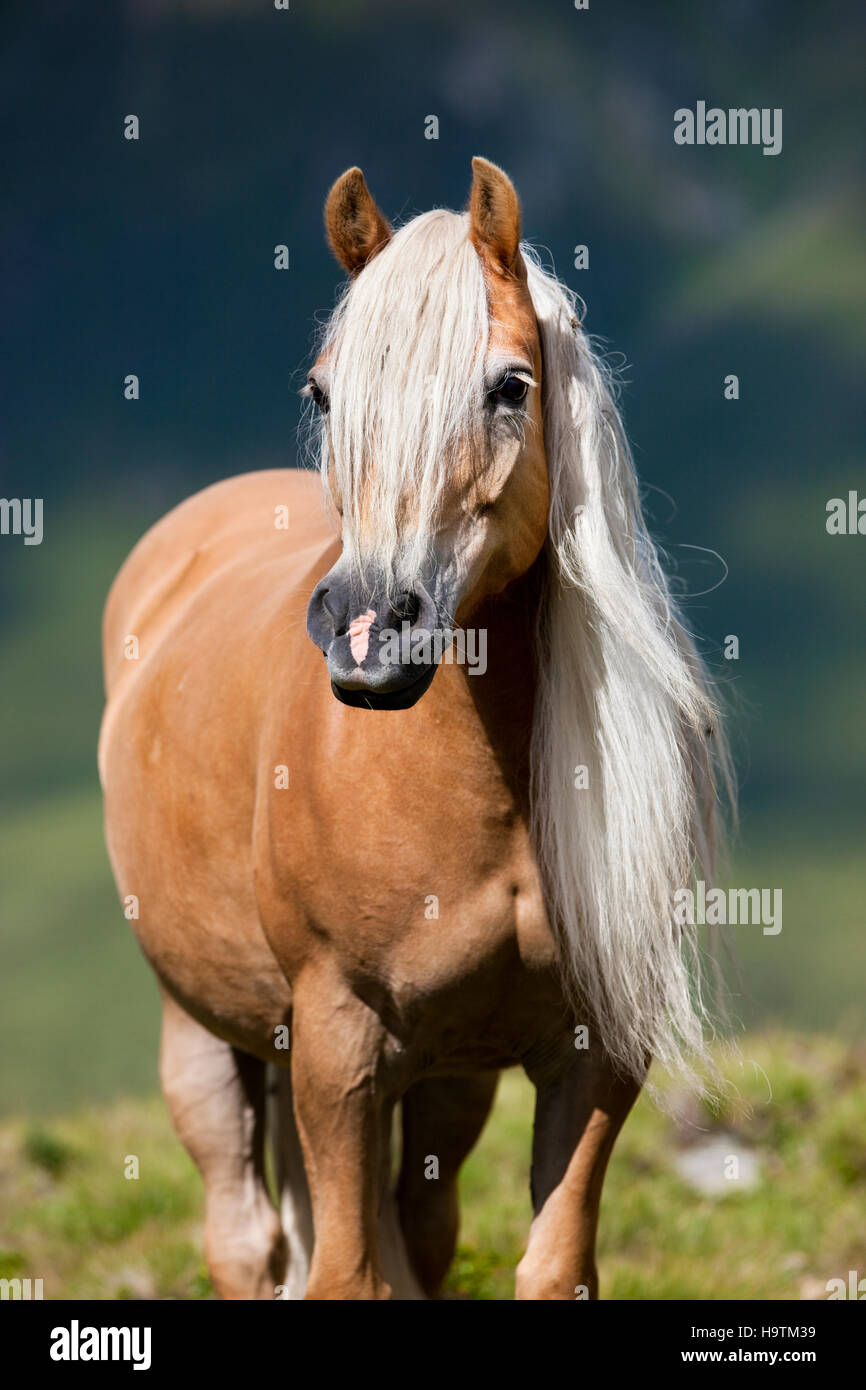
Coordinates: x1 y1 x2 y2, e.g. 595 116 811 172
306 562 441 710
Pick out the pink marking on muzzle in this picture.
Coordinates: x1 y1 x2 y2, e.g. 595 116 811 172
348 608 377 665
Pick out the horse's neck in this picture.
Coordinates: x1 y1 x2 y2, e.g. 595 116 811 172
463 558 544 815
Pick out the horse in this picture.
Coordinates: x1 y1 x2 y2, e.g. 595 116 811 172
99 157 728 1300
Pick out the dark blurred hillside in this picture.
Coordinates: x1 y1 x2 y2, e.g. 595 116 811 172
2 0 862 492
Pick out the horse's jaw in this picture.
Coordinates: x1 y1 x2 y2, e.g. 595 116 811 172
329 663 437 711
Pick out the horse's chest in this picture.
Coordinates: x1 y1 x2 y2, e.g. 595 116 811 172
256 670 561 1059
379 846 562 1067
261 785 559 1058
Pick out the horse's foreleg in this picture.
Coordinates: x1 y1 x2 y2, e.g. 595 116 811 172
290 964 392 1300
396 1072 499 1297
515 1050 641 1300
158 989 287 1299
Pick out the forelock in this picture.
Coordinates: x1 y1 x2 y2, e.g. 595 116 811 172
319 209 489 585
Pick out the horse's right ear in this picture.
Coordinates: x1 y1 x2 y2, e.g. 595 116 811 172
468 156 522 274
325 167 392 276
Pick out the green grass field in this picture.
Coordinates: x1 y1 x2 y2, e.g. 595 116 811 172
1 1032 864 1300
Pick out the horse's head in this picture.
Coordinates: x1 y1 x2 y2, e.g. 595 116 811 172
305 158 549 709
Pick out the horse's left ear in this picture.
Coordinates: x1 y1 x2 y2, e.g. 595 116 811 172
325 167 392 276
468 156 522 274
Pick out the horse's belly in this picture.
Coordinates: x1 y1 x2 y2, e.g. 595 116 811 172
100 615 303 1061
103 766 293 1057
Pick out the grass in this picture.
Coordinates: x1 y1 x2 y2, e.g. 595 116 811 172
719 821 865 1036
1 1032 863 1300
0 789 161 1112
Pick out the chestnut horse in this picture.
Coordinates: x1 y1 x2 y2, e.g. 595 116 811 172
99 158 727 1300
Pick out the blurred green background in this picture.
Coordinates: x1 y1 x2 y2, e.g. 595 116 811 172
0 0 863 1114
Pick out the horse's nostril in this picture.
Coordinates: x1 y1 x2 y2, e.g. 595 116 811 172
321 588 348 636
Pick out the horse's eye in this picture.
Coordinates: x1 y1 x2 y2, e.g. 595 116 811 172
491 373 529 406
306 379 330 415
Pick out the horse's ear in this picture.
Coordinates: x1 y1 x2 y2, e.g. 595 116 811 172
325 167 392 276
468 156 522 274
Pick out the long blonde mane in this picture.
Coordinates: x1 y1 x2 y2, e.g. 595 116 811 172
524 249 732 1090
310 209 732 1089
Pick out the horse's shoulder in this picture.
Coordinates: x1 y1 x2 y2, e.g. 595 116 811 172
101 468 333 698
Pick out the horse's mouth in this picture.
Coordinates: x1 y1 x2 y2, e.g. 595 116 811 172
329 664 437 711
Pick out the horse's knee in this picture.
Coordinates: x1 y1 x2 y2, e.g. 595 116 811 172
289 971 394 1298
